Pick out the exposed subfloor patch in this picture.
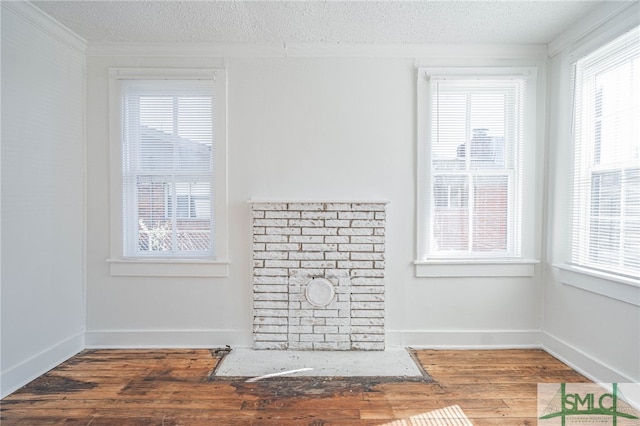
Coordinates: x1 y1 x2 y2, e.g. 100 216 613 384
211 348 429 382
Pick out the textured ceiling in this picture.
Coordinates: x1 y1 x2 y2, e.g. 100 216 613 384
31 1 612 45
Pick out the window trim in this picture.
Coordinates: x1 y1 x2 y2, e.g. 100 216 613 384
107 68 229 277
415 67 539 277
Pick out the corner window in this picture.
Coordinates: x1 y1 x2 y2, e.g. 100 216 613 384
108 69 228 277
416 68 538 277
570 26 640 279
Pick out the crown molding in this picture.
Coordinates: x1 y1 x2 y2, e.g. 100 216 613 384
548 1 639 58
3 1 86 53
87 41 547 59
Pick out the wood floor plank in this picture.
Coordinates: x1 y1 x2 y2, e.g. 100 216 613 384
1 348 593 425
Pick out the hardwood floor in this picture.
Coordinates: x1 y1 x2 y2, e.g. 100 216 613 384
1 348 590 425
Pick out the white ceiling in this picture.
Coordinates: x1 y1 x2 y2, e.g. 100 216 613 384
31 1 614 45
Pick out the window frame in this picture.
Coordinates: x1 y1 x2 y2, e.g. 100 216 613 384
415 67 539 278
107 68 229 277
555 24 640 303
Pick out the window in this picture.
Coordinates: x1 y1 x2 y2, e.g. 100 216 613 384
109 69 228 277
416 68 538 277
570 26 640 279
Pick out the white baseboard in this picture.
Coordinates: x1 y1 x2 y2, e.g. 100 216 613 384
386 329 542 349
543 332 640 409
84 329 253 349
1 331 85 399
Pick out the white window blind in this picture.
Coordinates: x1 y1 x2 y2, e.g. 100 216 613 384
429 78 524 257
570 26 640 279
121 79 215 258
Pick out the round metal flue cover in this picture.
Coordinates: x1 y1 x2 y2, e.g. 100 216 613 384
305 278 335 307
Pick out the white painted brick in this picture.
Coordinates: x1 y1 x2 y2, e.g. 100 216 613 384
254 219 288 227
255 316 289 325
254 275 289 284
313 309 339 318
289 325 313 334
325 219 350 227
337 278 351 286
374 244 385 252
351 252 384 261
325 317 350 326
254 333 288 341
338 325 352 334
375 212 386 219
338 309 351 318
253 243 266 251
351 342 385 350
254 285 288 294
324 252 350 261
324 236 350 244
254 268 288 276
254 235 289 243
324 203 352 211
288 275 310 286
264 260 300 268
325 333 350 342
288 309 313 318
288 219 324 227
313 342 347 350
289 235 324 243
300 334 325 342
351 318 384 326
254 309 288 317
350 269 384 278
266 243 300 251
252 210 265 219
301 260 336 269
265 211 300 219
300 317 326 326
302 227 338 236
288 317 300 326
313 325 338 334
374 261 385 269
327 301 350 311
338 228 373 236
254 251 288 260
350 236 385 244
287 333 300 342
351 301 384 311
302 243 337 252
254 300 288 310
338 244 373 252
289 251 324 260
374 228 385 236
288 301 301 310
253 325 288 333
351 334 385 342
351 294 384 302
289 268 325 277
266 227 301 235
350 286 384 294
338 211 373 220
337 261 374 269
288 341 313 350
252 203 287 211
289 202 324 211
254 341 287 350
350 277 384 286
254 260 264 268
351 219 385 228
254 293 289 301
350 310 385 318
253 227 266 235
302 211 337 219
351 203 386 211
350 326 384 334
324 269 350 278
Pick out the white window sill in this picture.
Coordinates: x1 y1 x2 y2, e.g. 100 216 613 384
414 258 539 278
555 264 640 306
107 258 230 277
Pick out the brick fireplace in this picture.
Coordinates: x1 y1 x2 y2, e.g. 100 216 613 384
251 201 387 350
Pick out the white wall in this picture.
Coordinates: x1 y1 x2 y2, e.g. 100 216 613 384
1 3 86 397
84 48 546 349
544 2 640 386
